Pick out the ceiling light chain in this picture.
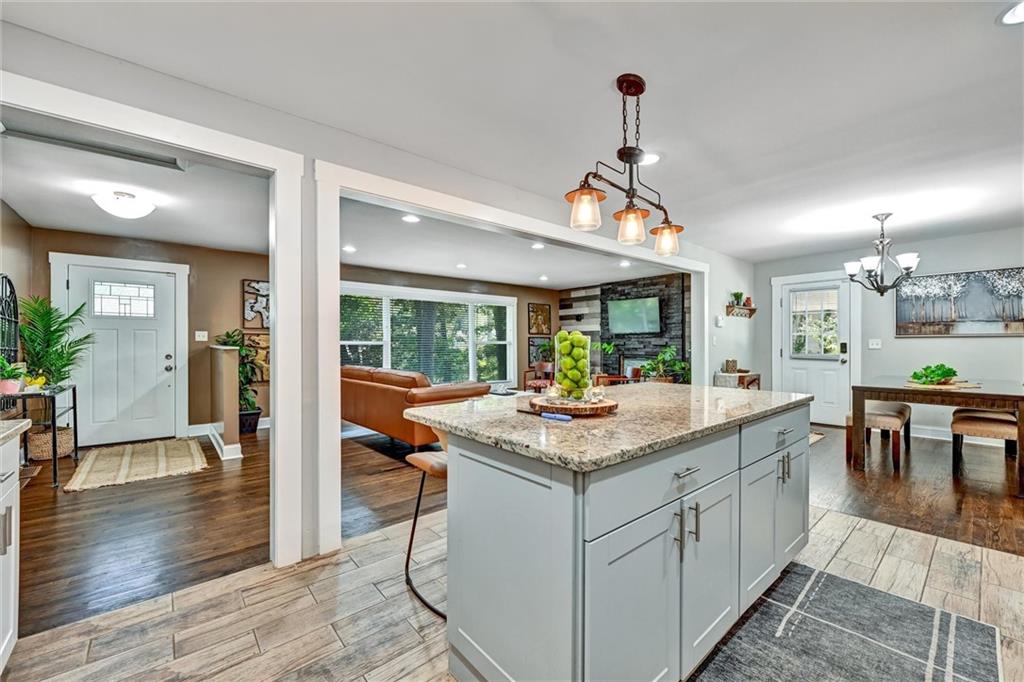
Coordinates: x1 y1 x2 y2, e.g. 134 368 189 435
565 73 684 256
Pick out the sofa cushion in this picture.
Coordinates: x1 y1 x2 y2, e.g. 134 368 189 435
341 365 375 382
373 369 431 389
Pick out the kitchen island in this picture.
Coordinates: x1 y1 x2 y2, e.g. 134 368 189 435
406 382 813 682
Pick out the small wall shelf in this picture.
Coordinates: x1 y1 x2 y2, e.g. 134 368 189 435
726 304 757 319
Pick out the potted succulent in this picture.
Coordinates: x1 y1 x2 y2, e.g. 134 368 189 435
0 356 23 395
730 291 744 306
215 329 263 433
641 345 691 384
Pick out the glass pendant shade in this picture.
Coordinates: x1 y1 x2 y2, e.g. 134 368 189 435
860 255 881 273
567 189 603 231
652 223 681 256
615 207 648 245
843 261 862 276
895 252 920 272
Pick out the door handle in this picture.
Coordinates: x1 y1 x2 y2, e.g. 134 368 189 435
674 466 701 480
840 357 848 365
688 502 702 543
165 354 173 360
164 365 174 372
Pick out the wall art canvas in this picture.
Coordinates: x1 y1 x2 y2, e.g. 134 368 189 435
244 333 270 383
528 336 549 365
528 303 551 335
895 267 1024 337
242 279 270 330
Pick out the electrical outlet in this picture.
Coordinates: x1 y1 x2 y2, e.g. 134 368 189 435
195 330 209 342
868 338 882 350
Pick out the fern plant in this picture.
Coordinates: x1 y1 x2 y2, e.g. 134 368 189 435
18 296 94 386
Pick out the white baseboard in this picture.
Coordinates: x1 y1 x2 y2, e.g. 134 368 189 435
188 417 271 438
208 425 243 460
910 424 1003 448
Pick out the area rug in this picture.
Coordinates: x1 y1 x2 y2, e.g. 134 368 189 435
693 563 1001 681
19 465 40 490
64 438 208 492
809 431 826 446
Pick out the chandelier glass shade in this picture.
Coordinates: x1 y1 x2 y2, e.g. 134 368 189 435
564 73 685 254
843 213 920 296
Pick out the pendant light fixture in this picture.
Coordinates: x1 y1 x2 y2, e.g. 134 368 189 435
565 74 684 254
843 213 920 295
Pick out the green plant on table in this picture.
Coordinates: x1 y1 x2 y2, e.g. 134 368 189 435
641 345 690 383
0 356 24 381
910 363 958 385
215 329 260 411
18 296 94 385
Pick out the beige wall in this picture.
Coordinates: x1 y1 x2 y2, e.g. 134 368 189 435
340 264 561 388
23 225 271 424
0 201 32 301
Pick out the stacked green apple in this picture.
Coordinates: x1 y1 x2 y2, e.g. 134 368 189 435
554 329 590 400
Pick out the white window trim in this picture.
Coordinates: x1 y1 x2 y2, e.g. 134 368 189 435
340 280 517 384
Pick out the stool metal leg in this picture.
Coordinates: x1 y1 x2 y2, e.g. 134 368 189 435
405 471 446 620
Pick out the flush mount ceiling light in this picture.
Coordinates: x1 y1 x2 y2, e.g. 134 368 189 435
539 275 549 282
342 244 357 253
619 260 631 267
531 242 545 250
638 153 660 166
91 190 155 219
401 214 421 223
456 263 467 270
565 73 684 256
843 213 920 296
1000 1 1024 24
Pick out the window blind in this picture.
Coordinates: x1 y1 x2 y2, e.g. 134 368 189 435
475 304 509 382
390 299 470 384
340 295 385 367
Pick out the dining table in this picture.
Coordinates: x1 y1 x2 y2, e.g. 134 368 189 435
851 376 1023 494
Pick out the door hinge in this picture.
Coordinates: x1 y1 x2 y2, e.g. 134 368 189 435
66 279 70 290
779 348 782 358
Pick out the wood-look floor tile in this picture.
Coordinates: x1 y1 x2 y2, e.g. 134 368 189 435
123 632 260 681
277 619 425 682
2 638 89 681
870 555 927 601
173 586 315 658
363 632 449 682
808 504 828 530
824 556 875 585
48 637 174 682
206 626 343 682
1001 637 1024 682
407 602 448 641
981 548 1024 593
241 555 357 606
884 527 937 566
927 546 982 600
833 528 891 570
347 529 443 568
812 510 859 544
934 537 983 562
375 558 447 599
333 578 446 646
253 583 385 652
919 586 980 620
853 517 898 539
980 583 1024 641
171 562 277 611
795 531 844 570
308 554 406 603
410 538 447 566
379 510 447 542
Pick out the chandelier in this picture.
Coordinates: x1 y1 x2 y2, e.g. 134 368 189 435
843 213 920 295
565 74 684 257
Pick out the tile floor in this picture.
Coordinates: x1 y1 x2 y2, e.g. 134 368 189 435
4 505 1022 681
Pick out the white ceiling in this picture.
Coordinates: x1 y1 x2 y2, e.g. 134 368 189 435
0 111 271 253
341 199 674 290
3 3 1022 262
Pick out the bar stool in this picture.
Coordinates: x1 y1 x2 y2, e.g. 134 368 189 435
404 449 447 620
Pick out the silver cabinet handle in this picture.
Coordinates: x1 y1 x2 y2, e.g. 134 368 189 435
674 466 701 480
688 502 702 543
0 508 7 556
3 505 9 550
0 471 14 483
673 511 683 545
785 452 792 481
775 427 795 436
778 456 787 481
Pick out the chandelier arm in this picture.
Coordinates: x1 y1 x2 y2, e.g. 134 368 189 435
594 160 627 178
848 276 877 293
635 169 663 207
588 173 630 198
633 193 671 223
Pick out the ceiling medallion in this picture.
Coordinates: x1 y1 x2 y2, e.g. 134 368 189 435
843 213 920 296
564 73 684 257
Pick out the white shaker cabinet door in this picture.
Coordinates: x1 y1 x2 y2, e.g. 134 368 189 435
775 439 810 566
738 452 785 612
584 500 681 682
0 480 19 670
681 471 740 677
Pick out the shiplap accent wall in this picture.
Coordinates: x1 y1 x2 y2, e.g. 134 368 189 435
559 287 602 370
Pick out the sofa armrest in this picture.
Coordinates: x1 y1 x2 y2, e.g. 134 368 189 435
406 381 491 405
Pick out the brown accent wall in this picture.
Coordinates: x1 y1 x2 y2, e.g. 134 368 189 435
0 201 32 301
25 226 271 424
340 264 561 388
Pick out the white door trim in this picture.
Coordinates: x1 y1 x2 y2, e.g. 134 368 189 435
49 252 190 440
317 159 712 553
3 70 305 567
770 269 863 394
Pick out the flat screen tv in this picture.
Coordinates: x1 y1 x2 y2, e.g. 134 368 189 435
608 297 661 334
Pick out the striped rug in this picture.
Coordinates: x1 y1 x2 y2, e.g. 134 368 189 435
64 438 208 492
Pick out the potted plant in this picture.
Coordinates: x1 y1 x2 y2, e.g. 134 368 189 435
730 291 744 306
18 296 94 459
0 356 23 395
641 345 691 384
215 329 263 433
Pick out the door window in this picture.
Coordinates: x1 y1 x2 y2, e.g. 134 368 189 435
92 281 156 318
789 288 838 359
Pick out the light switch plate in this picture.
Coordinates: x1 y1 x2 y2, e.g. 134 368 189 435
868 338 882 349
195 330 209 342
715 314 725 328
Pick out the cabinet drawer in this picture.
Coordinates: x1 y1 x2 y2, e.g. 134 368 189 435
0 440 19 498
739 405 809 468
583 428 739 541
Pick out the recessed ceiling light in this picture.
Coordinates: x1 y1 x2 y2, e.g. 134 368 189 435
342 245 357 253
619 260 631 267
456 263 467 269
1000 1 1024 23
531 242 545 250
638 152 660 166
401 214 421 223
91 191 155 219
539 275 549 281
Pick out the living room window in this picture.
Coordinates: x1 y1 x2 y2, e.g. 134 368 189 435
340 282 517 385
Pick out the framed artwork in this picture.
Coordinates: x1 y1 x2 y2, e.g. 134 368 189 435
242 279 270 330
244 332 270 383
895 267 1024 337
528 302 551 335
528 336 550 365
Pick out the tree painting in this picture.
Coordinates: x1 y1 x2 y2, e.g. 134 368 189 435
895 267 1024 337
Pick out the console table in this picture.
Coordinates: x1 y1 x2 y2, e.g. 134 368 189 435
9 385 80 488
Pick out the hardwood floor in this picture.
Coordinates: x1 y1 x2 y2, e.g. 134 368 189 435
808 426 1024 556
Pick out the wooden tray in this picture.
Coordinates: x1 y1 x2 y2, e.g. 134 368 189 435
528 396 618 417
905 380 982 390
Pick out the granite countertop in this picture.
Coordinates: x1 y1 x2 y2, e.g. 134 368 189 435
0 419 32 446
405 383 812 473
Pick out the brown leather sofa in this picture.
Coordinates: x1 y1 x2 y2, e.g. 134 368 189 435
341 366 491 448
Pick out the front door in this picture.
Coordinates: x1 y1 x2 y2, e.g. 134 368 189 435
67 265 177 446
779 278 851 425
